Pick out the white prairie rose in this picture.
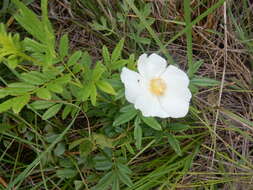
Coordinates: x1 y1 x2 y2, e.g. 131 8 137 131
120 53 192 118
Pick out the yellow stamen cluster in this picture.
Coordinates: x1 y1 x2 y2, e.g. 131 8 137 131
149 78 166 96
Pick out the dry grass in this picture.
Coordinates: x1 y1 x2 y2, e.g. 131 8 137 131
1 0 253 189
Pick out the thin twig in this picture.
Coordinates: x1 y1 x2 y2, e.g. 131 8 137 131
0 177 8 188
212 1 228 167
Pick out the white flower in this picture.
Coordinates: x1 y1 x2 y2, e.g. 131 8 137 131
120 53 192 118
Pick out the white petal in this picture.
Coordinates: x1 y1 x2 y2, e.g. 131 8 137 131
164 86 192 103
120 67 143 104
134 93 169 118
161 65 189 88
138 53 167 79
159 89 191 118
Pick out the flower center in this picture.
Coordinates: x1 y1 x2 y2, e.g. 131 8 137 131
149 78 166 96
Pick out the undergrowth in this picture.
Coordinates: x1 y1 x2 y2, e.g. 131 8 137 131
0 0 253 190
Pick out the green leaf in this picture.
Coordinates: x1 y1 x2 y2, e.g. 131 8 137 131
90 84 97 106
167 134 182 156
92 63 106 81
188 83 199 94
184 0 193 77
47 83 63 93
42 104 62 120
111 38 124 63
141 116 162 131
60 155 73 166
12 0 45 42
117 163 132 175
20 72 46 85
23 37 46 53
59 34 69 58
185 143 200 170
67 51 82 66
127 54 135 70
61 88 72 100
35 71 55 82
110 59 128 70
131 35 151 45
62 105 72 120
56 169 77 179
72 64 82 74
125 143 135 155
36 88 51 100
42 70 57 80
93 171 113 190
188 60 203 77
112 173 120 190
74 180 83 190
222 110 253 128
169 123 190 131
7 56 18 69
113 109 137 126
54 142 65 156
0 124 16 134
78 84 92 101
93 133 113 148
80 139 93 156
30 100 55 110
80 51 92 69
41 0 56 60
0 89 9 99
94 155 112 171
117 168 133 187
0 98 14 113
69 138 85 150
102 45 110 66
191 77 220 87
8 82 36 89
12 94 30 114
5 84 35 95
120 104 135 113
96 80 116 95
54 74 71 84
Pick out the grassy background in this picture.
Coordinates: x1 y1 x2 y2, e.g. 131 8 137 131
0 0 253 189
